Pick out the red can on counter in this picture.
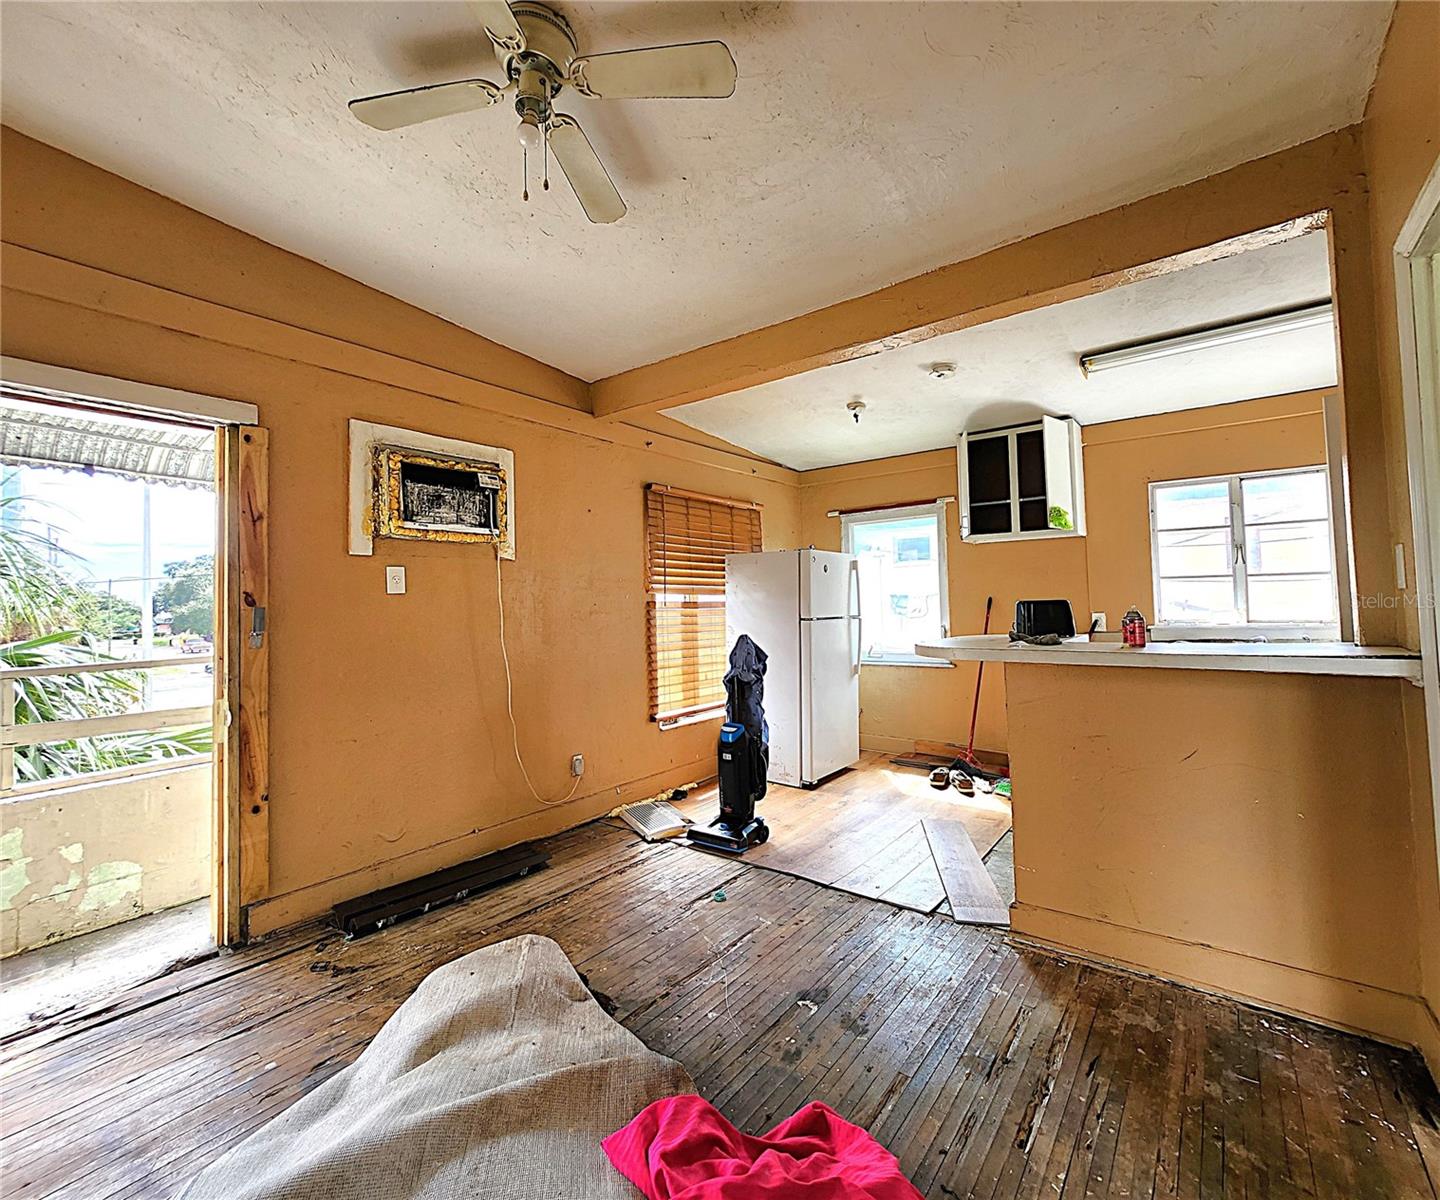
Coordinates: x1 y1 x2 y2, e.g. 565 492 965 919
1122 605 1147 647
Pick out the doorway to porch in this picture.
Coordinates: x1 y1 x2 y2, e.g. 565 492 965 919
1 394 219 1034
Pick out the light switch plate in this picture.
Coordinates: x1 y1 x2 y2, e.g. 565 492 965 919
385 565 406 595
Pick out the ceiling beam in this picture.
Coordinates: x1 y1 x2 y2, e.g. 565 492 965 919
590 129 1360 422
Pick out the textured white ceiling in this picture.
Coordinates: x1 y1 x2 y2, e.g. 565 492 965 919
669 233 1337 469
0 2 1391 381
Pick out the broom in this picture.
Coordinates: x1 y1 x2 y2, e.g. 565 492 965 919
929 595 1010 788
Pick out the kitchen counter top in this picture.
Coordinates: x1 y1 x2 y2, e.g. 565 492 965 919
913 634 1422 682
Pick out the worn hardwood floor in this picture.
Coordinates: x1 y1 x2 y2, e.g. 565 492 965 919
3 820 1437 1199
674 751 1015 917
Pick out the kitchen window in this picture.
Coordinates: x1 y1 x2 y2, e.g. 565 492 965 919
1149 467 1339 637
841 502 949 665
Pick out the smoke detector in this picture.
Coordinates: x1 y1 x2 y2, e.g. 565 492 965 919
927 362 957 380
846 399 866 425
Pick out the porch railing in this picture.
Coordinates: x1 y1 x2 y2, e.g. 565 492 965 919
0 655 213 792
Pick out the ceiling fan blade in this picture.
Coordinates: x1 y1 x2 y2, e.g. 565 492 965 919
548 116 625 224
569 41 737 99
349 79 503 131
472 0 525 53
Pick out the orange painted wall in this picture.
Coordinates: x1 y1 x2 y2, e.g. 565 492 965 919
1361 0 1440 1075
1083 390 1329 627
799 394 1329 755
1006 664 1427 1049
799 449 1089 756
0 128 802 934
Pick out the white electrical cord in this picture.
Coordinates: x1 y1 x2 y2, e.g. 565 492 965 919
495 546 582 807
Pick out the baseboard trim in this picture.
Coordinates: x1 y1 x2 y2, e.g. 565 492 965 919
860 734 916 755
1011 902 1434 1056
244 758 713 937
1417 997 1440 1085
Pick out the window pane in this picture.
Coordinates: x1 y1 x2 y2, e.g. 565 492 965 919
1245 521 1332 575
1157 578 1240 624
1248 575 1335 623
850 514 944 657
1154 480 1230 530
1156 527 1232 577
1241 471 1327 524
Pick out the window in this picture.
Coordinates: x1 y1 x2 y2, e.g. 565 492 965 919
841 502 949 664
645 484 762 726
1149 467 1338 635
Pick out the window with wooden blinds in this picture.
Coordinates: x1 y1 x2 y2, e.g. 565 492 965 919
645 484 763 725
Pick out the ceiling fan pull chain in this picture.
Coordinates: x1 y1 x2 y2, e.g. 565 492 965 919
543 127 550 191
522 142 529 203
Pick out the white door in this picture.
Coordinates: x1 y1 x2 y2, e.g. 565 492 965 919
800 550 854 619
801 616 860 784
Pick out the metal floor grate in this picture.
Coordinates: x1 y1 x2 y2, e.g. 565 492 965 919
617 800 689 841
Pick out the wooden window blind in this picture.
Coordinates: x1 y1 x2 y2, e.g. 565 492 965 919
645 484 763 725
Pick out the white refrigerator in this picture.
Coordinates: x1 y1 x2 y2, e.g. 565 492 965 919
725 549 861 788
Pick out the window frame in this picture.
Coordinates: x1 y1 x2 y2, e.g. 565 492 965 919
1147 465 1341 639
644 484 763 729
840 501 952 667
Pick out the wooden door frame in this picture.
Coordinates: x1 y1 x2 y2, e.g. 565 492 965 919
0 357 264 950
1393 153 1440 925
213 424 270 947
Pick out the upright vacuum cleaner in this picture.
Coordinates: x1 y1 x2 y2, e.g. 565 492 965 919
686 634 771 854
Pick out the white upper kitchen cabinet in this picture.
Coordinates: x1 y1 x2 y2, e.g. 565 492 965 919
956 415 1086 543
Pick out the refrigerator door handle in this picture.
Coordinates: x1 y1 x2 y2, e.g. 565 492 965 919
849 558 862 673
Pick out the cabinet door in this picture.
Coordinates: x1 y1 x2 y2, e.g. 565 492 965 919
1042 415 1077 531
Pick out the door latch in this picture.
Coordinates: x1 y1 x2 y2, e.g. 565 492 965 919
249 606 267 649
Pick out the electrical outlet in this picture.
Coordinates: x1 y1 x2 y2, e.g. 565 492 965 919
570 754 584 777
385 565 406 595
1090 611 1106 632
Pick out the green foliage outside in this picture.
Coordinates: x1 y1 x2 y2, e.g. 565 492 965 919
155 554 215 637
0 484 212 784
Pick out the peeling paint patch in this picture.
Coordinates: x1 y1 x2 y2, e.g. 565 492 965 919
45 870 83 900
78 861 142 912
1 825 24 860
1 826 33 911
59 842 83 864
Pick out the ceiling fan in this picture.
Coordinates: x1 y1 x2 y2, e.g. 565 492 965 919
348 1 737 224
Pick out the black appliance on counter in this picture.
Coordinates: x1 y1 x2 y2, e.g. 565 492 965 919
1013 599 1077 640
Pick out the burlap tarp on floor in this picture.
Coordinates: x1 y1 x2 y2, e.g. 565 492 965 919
180 934 692 1199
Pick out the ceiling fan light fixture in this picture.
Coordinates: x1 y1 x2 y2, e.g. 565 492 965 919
516 112 543 153
347 1 737 224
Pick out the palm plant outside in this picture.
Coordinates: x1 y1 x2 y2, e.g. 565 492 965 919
1 483 212 783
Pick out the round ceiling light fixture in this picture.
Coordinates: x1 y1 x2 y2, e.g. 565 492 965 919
927 362 957 380
846 399 867 425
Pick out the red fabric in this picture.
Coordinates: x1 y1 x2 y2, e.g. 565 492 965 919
602 1095 924 1200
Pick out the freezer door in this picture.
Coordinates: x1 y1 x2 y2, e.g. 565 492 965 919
800 550 855 619
726 551 802 786
800 615 860 785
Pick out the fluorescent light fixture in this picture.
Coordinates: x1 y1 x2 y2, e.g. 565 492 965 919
1079 302 1334 376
